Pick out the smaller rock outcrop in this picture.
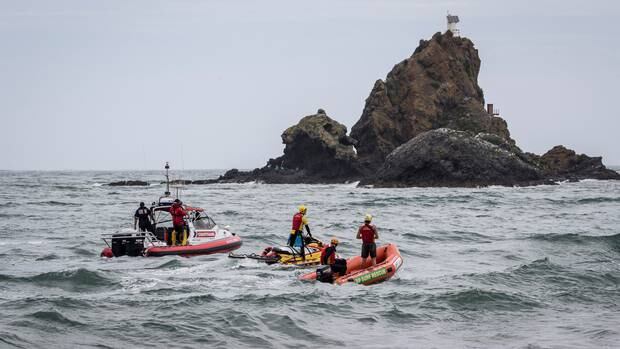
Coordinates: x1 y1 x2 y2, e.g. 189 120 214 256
538 145 620 180
273 111 359 178
162 179 192 185
108 180 149 186
211 110 362 183
371 129 541 187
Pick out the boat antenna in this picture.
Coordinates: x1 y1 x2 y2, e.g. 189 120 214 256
164 162 171 196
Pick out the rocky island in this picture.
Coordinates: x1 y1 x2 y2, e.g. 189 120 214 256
109 30 618 187
209 30 618 187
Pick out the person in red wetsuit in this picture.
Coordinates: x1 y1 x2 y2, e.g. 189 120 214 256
169 199 187 246
356 214 379 266
321 238 346 276
289 205 311 260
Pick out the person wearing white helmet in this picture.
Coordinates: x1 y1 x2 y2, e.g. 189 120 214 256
356 214 379 266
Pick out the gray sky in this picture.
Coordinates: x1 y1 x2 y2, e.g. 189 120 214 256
1 0 618 170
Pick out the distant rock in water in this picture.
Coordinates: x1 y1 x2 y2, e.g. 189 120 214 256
166 179 193 185
212 30 618 187
538 145 620 180
371 129 541 187
108 180 149 186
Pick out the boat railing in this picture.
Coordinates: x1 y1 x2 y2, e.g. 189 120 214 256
101 231 164 248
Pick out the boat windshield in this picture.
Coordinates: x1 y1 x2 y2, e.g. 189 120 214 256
153 207 174 228
193 212 216 230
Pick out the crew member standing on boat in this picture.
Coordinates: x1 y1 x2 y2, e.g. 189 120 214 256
170 199 187 246
134 202 153 232
356 214 379 266
289 205 311 260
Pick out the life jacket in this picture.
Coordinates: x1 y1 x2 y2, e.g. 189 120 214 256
170 204 186 226
359 224 376 244
291 212 304 231
135 208 150 224
320 245 336 265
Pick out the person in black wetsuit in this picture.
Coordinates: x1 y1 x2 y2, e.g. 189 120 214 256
134 202 153 232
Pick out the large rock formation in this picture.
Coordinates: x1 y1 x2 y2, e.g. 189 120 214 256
351 31 511 170
371 129 541 187
207 30 617 187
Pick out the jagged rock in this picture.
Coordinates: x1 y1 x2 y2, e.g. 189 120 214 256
371 129 541 187
539 145 620 180
191 179 219 185
213 111 362 183
271 111 360 178
351 31 512 170
222 168 241 179
108 180 149 186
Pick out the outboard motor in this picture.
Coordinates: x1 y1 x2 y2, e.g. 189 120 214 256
316 265 334 283
126 234 145 256
333 258 347 275
111 234 127 257
111 233 145 257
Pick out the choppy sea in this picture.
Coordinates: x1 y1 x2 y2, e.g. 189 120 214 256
0 170 619 348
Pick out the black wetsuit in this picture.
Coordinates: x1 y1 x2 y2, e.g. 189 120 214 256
321 245 346 275
134 207 152 232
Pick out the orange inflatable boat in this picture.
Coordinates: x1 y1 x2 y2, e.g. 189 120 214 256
299 243 403 285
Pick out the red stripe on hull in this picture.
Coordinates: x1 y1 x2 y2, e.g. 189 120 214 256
145 236 242 257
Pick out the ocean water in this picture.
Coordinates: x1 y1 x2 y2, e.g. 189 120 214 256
0 170 619 349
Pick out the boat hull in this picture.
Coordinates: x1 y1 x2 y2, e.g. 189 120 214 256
299 243 403 285
145 236 242 257
101 236 242 258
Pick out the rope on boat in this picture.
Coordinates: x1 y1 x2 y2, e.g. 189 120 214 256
228 252 279 262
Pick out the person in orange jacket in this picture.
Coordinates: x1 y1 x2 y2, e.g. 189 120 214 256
169 199 187 246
